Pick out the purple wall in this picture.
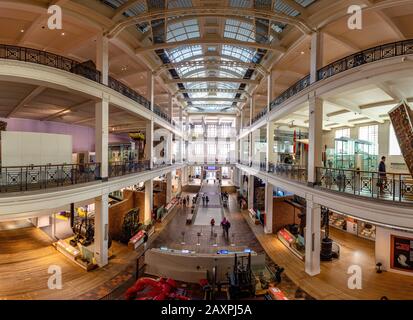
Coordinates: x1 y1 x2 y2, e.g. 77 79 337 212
0 118 131 153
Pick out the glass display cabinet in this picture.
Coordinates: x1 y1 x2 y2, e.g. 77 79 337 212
354 139 377 171
334 138 355 169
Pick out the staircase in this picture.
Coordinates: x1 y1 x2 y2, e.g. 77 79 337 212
389 102 413 175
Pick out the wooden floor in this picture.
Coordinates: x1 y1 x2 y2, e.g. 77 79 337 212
242 211 413 300
0 225 138 300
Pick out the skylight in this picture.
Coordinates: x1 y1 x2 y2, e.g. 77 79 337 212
166 19 200 43
224 19 255 43
222 45 255 62
167 45 203 62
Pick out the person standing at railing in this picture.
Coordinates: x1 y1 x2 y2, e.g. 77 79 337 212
325 160 333 189
378 156 387 195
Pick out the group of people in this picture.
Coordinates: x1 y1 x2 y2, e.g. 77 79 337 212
210 217 231 238
201 194 210 206
179 195 191 207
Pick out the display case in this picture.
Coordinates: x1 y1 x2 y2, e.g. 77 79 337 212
357 221 376 241
329 212 347 230
109 143 136 163
354 139 377 171
334 138 355 169
329 211 376 241
333 138 377 171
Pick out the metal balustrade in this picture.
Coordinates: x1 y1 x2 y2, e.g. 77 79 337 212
268 162 308 183
108 160 151 178
238 161 413 204
0 163 101 193
0 160 178 193
316 167 413 203
0 44 176 126
243 38 413 129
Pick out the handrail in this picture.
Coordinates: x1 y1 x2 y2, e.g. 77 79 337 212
0 44 174 126
316 166 413 203
247 38 413 127
0 162 101 193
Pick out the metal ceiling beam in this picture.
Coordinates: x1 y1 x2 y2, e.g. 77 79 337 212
7 86 47 118
107 7 313 38
41 100 95 121
135 38 286 54
184 98 247 103
176 88 249 96
155 60 267 76
165 77 260 85
325 100 384 123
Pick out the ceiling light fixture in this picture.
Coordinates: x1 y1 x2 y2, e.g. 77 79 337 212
61 32 65 36
20 29 25 33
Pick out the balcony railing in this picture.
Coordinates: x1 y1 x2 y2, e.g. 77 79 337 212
316 167 413 203
238 161 413 204
245 38 413 127
108 160 151 178
268 163 308 183
0 163 100 193
0 44 176 126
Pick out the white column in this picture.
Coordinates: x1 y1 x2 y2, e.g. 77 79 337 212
94 193 109 267
310 31 324 84
144 179 153 224
95 96 109 179
166 172 172 204
167 133 173 164
308 94 323 184
267 71 273 113
250 95 255 126
240 109 244 130
168 94 173 120
96 33 109 85
179 106 183 129
248 175 254 209
305 199 321 276
264 181 274 234
248 133 253 166
145 120 154 169
147 71 155 111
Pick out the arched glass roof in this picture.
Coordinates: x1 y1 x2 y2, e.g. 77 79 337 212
99 0 320 113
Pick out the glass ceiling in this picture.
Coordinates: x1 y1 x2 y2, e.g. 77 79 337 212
100 0 319 113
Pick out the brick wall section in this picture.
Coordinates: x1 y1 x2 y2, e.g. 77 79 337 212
108 190 146 240
272 197 302 232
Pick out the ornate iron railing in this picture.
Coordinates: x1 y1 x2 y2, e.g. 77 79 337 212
269 75 311 112
251 108 268 125
268 163 308 183
318 40 413 81
0 44 176 125
0 163 100 193
108 160 151 178
248 38 413 127
316 167 413 203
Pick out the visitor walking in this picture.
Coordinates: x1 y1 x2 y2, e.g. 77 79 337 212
210 218 215 234
224 219 231 239
202 194 206 206
378 156 387 195
205 195 209 207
